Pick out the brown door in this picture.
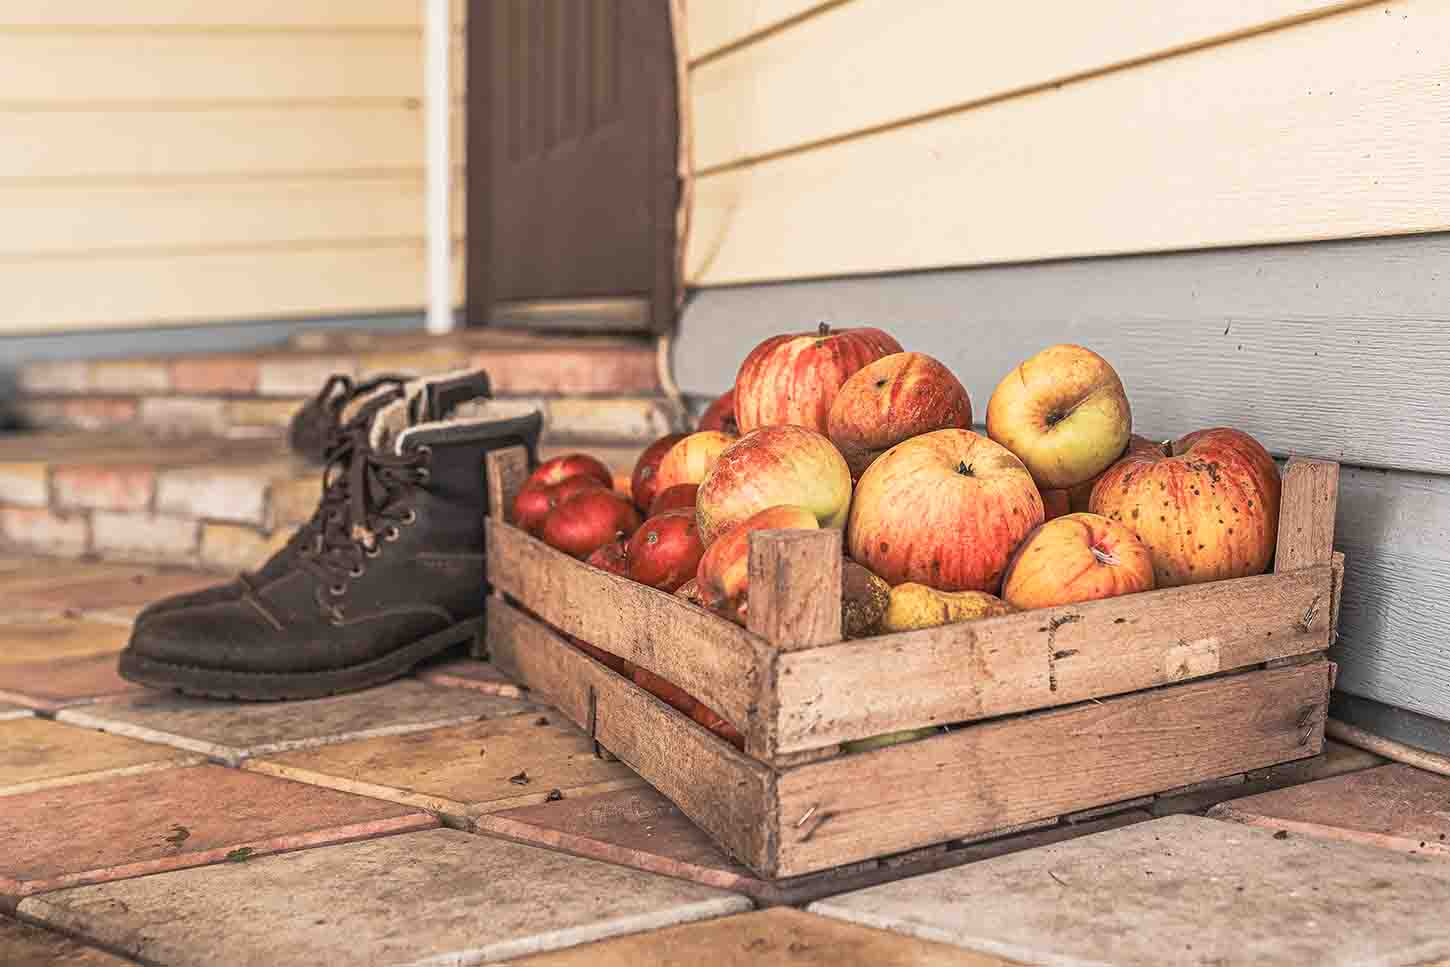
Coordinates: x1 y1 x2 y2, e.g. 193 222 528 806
467 0 679 332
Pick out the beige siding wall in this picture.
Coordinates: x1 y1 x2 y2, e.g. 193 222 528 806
682 0 1447 286
0 1 465 334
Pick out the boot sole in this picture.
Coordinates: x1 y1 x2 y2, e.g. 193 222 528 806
117 616 486 701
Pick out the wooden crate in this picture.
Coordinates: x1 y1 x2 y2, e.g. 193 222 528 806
483 448 1342 879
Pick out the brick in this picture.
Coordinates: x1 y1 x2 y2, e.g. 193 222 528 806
0 717 201 797
482 347 659 395
267 474 322 526
60 680 533 766
545 397 683 443
170 356 260 394
155 464 279 525
19 828 749 966
0 620 129 664
811 815 1450 967
258 355 357 397
416 657 528 698
199 523 290 573
0 462 48 508
11 399 66 429
91 512 198 564
0 654 145 712
51 464 155 512
0 916 133 966
61 398 141 431
246 713 642 826
226 397 303 429
88 359 170 395
18 360 91 394
0 764 436 904
358 346 474 376
0 507 89 558
137 396 230 436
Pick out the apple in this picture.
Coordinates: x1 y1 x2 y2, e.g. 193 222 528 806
695 425 852 546
632 666 698 717
527 453 613 491
841 560 890 639
1001 512 1155 610
691 702 745 749
1040 488 1071 522
827 352 973 478
842 728 942 754
626 510 705 593
1090 427 1281 587
585 538 630 577
655 431 736 493
696 505 820 617
565 633 633 677
630 433 687 512
985 344 1133 489
697 389 738 435
734 323 903 435
513 475 607 535
1066 434 1160 513
848 429 1044 592
880 583 1015 633
649 483 699 517
540 490 642 559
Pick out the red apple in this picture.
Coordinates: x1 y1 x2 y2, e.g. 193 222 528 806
629 433 687 513
649 483 699 516
1001 512 1156 610
632 666 699 717
985 344 1133 489
512 475 608 535
566 633 633 677
734 323 903 435
527 453 613 491
585 538 631 577
626 510 705 593
655 431 736 493
695 425 852 547
697 389 738 435
847 429 1044 592
691 702 745 749
1090 427 1281 587
696 504 819 616
1040 488 1071 522
540 490 643 559
827 352 973 478
1066 434 1160 513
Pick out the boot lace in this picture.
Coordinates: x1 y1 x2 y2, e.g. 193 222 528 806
288 372 408 463
296 426 432 624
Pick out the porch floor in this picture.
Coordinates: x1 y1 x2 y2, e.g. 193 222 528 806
3 557 1449 965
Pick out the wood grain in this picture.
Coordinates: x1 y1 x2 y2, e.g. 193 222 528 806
484 447 530 523
486 600 777 872
773 661 1331 877
747 530 842 651
685 2 1449 285
1276 458 1340 572
689 0 1363 171
776 566 1332 754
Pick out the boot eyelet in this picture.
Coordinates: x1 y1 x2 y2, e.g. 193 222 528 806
348 564 365 578
400 509 417 525
366 544 382 558
417 445 433 459
383 526 401 542
416 468 431 482
329 583 346 596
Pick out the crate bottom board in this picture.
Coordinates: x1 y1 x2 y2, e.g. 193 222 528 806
487 599 1331 879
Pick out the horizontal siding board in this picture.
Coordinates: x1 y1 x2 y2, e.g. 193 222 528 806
686 0 833 62
691 0 1362 172
0 1 465 30
685 0 1450 285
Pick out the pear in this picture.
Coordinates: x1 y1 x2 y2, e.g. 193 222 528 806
880 582 1014 633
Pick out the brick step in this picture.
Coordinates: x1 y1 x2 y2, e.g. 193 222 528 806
0 430 648 572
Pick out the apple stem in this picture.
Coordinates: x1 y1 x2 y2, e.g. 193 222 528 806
817 321 831 337
956 461 975 477
1091 546 1122 566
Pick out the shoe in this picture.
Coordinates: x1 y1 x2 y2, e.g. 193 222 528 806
132 374 410 627
288 372 408 464
119 370 542 700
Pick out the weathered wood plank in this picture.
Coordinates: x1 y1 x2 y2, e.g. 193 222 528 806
487 519 770 743
486 601 777 872
775 566 1332 754
484 446 530 522
773 661 1330 877
747 530 842 651
1276 457 1340 572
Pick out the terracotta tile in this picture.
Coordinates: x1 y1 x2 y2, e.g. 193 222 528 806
0 914 134 966
0 655 144 712
505 907 1025 966
246 712 640 826
0 718 202 797
4 570 217 612
416 657 528 698
170 356 260 395
0 619 129 665
811 815 1450 967
0 764 436 905
19 828 748 965
59 680 533 765
1208 763 1450 857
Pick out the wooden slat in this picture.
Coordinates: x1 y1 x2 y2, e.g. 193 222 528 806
0 1 466 30
773 661 1331 877
486 600 777 872
690 0 1363 172
0 243 464 334
685 0 837 63
775 566 1333 755
486 519 771 748
747 530 842 651
1276 458 1341 572
484 447 531 525
685 1 1449 286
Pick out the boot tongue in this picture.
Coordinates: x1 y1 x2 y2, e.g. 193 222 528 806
411 372 492 425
